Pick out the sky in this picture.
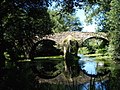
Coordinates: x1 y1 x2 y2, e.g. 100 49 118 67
75 9 97 32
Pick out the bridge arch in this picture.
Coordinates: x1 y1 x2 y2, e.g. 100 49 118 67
78 36 109 54
81 36 109 47
34 31 108 55
30 39 62 59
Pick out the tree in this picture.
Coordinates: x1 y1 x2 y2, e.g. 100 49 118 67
49 10 82 33
0 0 103 68
0 0 13 68
106 0 120 59
0 0 54 68
84 0 111 32
83 0 120 59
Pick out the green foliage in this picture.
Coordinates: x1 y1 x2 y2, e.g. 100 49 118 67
0 0 54 61
84 0 111 32
108 60 120 90
78 47 89 54
83 0 120 59
106 0 120 59
48 10 82 33
50 0 98 13
82 38 108 54
95 48 108 55
0 0 109 68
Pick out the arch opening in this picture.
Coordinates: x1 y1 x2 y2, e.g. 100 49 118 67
30 39 62 59
79 37 109 54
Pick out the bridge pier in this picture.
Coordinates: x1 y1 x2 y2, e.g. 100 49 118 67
62 35 79 71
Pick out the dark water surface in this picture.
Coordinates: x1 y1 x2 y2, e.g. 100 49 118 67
32 54 111 90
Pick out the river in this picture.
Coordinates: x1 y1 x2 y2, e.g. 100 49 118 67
31 54 111 90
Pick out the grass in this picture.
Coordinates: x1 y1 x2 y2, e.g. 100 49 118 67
84 54 103 57
84 53 110 58
34 55 64 61
83 53 111 62
17 55 64 62
95 56 111 60
18 59 31 62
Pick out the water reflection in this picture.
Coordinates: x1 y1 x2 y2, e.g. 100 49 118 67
79 80 107 90
2 53 120 90
78 54 110 77
78 54 97 75
31 54 111 90
31 60 63 79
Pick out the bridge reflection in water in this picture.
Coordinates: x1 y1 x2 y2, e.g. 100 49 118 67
32 54 110 90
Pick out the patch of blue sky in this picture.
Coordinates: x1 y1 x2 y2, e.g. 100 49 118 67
75 9 97 32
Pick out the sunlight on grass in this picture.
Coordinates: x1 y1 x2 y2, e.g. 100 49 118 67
18 59 31 62
34 55 63 60
84 54 102 57
95 56 111 60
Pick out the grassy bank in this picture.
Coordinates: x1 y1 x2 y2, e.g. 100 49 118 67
84 54 103 57
34 55 64 61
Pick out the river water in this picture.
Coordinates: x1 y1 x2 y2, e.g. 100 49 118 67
78 54 97 75
77 54 110 90
78 54 108 75
31 54 111 90
2 53 120 89
9 53 119 90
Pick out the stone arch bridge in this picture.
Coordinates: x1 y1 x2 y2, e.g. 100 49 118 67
41 31 108 46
